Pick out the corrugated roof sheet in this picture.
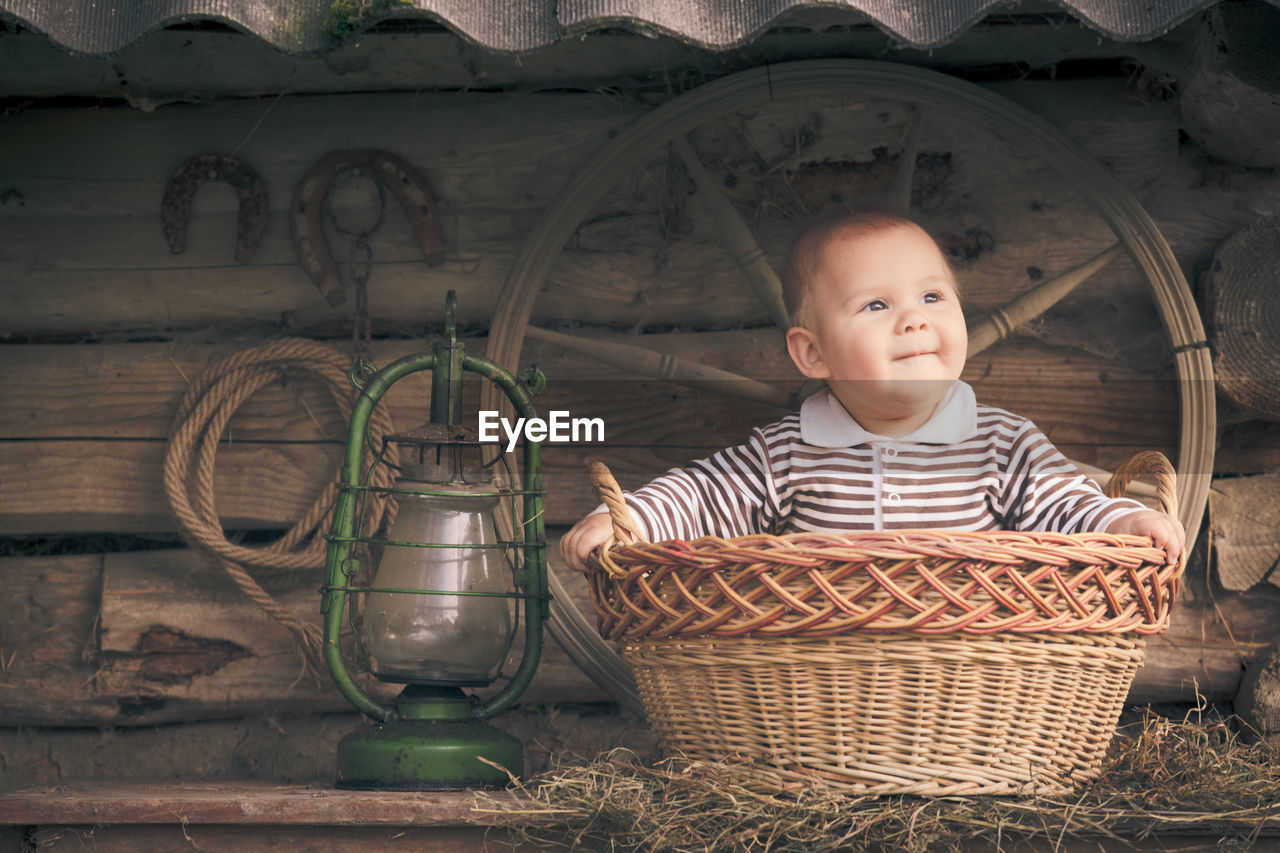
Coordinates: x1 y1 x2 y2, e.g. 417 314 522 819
1 0 1273 56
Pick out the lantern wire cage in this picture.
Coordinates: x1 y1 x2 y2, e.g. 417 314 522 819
328 433 545 681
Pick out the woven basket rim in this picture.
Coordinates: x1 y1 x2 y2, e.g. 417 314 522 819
588 527 1169 568
582 454 1184 641
585 527 1183 641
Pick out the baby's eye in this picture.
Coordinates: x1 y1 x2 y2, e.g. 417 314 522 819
921 291 942 304
861 299 888 312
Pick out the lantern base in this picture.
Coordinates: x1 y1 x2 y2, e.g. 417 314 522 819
336 716 523 791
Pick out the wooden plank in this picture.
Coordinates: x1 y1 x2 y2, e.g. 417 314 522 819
10 823 1277 853
980 80 1180 193
0 91 646 336
0 545 371 722
0 782 524 826
96 549 361 691
18 825 548 853
0 701 660 788
0 338 439 441
0 703 656 789
0 547 610 726
6 198 1245 343
0 331 1185 534
0 785 557 851
1216 419 1280 475
0 93 633 201
8 79 1277 345
0 439 339 534
1133 591 1280 704
0 713 364 788
0 437 1186 537
0 553 101 680
0 332 1175 439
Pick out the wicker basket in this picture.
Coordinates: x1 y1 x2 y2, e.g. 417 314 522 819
582 452 1184 796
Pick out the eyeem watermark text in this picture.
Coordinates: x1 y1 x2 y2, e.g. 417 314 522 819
478 410 604 452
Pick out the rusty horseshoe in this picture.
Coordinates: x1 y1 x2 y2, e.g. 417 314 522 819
290 150 445 307
161 153 269 264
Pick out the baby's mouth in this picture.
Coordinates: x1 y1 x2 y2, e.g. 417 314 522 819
894 351 935 361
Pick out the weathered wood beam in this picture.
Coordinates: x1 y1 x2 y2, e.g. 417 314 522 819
0 546 610 727
0 22 1175 100
1132 591 1280 704
5 232 1171 337
0 705 656 789
0 439 1196 536
1208 473 1280 593
5 78 1271 379
6 79 1259 344
0 333 1184 534
1179 3 1280 168
0 333 1178 440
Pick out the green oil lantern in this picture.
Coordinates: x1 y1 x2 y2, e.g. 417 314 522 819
322 291 547 790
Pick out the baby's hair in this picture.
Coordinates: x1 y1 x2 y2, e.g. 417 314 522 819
781 211 953 327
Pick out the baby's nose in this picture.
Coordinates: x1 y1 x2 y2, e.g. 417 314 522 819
898 311 928 332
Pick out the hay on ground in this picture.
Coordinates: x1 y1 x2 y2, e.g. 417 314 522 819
491 708 1280 852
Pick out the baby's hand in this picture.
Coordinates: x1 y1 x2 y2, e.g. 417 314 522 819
559 512 619 572
1106 509 1186 566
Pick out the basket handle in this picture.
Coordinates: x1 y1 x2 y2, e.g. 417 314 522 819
1104 451 1177 519
588 461 645 553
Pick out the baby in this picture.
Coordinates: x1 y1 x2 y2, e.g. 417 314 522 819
562 212 1185 570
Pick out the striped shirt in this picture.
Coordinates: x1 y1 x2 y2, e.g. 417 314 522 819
616 382 1145 541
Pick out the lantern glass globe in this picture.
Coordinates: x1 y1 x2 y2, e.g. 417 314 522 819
363 479 516 686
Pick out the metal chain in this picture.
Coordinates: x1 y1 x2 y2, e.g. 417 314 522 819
349 236 373 362
323 167 387 369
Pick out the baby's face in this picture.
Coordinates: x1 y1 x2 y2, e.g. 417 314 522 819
788 224 968 427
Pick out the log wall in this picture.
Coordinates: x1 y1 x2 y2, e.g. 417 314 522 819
4 21 1280 785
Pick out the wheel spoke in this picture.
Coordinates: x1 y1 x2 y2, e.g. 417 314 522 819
967 243 1125 357
671 136 792 331
526 325 796 409
885 107 923 214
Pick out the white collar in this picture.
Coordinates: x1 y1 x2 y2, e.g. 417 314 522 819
799 381 978 447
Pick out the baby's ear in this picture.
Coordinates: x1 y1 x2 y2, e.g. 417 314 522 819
786 326 831 379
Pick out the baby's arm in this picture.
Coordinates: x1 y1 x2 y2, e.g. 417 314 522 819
1000 420 1149 535
560 430 776 571
1105 509 1185 566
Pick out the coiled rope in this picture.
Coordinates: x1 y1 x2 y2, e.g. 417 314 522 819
162 338 397 675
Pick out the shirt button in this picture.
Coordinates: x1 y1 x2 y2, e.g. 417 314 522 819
884 447 899 458
886 492 901 503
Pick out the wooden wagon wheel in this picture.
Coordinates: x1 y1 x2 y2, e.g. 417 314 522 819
482 61 1215 711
